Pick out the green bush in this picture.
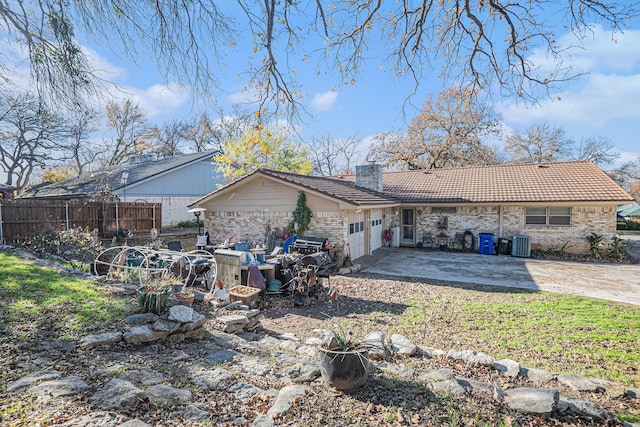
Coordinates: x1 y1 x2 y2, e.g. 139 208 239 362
177 219 204 228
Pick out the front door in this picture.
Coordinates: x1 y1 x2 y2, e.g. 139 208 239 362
400 208 415 246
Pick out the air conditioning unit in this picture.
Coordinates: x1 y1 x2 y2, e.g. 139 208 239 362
511 234 531 257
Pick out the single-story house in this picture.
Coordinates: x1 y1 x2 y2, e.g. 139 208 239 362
189 161 634 259
19 150 224 227
618 203 640 219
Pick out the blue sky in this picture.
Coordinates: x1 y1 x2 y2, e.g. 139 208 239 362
2 5 640 183
95 20 640 169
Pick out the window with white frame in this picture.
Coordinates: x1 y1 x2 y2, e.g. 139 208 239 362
525 207 571 226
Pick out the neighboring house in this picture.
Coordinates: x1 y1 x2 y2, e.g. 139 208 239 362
0 183 17 200
189 161 633 259
19 151 224 227
618 203 640 219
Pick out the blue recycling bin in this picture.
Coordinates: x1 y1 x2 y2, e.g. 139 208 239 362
479 233 495 255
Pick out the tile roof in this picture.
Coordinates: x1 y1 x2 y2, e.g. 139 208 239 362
337 161 633 204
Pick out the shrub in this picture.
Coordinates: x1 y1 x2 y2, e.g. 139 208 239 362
586 232 604 257
177 219 204 228
25 227 102 271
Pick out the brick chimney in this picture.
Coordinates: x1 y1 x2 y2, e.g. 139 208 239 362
356 163 383 192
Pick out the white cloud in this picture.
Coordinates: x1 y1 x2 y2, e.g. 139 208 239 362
310 91 338 112
502 73 640 127
82 46 128 81
108 83 190 118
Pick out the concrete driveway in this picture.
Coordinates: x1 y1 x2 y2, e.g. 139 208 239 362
361 244 640 306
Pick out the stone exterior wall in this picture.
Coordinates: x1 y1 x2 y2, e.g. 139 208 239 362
204 210 348 249
415 205 617 254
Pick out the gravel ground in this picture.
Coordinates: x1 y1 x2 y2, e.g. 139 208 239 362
1 252 639 426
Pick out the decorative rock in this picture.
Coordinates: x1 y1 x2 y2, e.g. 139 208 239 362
123 325 168 345
146 384 192 406
89 378 146 410
363 331 386 360
7 370 61 393
503 387 558 414
278 340 299 352
152 319 181 334
190 368 237 390
244 309 261 319
184 327 205 340
286 361 320 383
228 382 263 400
557 374 604 392
225 301 243 310
493 382 505 402
58 411 126 426
627 388 640 398
165 332 186 344
429 379 466 396
276 332 297 341
218 314 250 325
446 349 494 366
168 305 195 323
180 311 207 331
305 337 322 346
267 385 311 416
252 414 275 427
457 378 493 395
27 376 89 398
494 358 520 377
559 395 616 421
78 331 123 349
520 367 555 382
179 403 211 423
124 313 159 325
296 345 318 358
418 368 455 383
378 363 416 381
118 368 167 387
320 330 339 350
119 420 151 427
388 334 416 356
204 349 242 364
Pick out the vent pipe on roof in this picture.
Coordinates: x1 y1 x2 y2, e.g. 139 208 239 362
356 164 383 192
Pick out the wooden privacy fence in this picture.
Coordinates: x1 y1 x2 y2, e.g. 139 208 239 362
0 199 162 243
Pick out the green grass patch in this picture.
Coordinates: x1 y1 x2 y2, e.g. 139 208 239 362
397 292 640 385
0 251 130 342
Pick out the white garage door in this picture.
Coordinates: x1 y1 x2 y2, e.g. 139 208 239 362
347 211 365 260
370 209 383 252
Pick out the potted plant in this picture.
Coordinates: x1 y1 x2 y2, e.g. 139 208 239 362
171 289 195 307
318 330 371 390
317 287 373 390
137 283 172 314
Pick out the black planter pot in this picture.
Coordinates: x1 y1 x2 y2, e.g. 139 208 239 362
318 348 369 390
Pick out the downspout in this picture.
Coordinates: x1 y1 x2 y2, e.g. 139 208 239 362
65 201 70 231
499 205 503 238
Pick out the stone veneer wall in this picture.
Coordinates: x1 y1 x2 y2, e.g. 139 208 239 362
417 205 617 254
204 210 348 248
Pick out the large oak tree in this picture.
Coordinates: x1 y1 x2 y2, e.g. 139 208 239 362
0 1 635 115
368 88 503 169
